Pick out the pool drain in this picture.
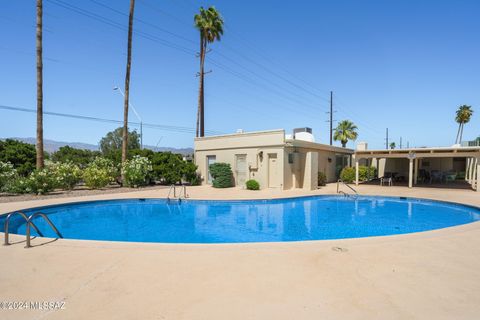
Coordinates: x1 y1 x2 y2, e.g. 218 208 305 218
331 246 348 252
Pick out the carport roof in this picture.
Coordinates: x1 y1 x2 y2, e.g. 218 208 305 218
355 146 480 159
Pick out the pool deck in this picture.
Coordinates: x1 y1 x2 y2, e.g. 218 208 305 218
1 184 480 320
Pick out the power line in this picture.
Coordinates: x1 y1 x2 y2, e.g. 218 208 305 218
0 104 224 135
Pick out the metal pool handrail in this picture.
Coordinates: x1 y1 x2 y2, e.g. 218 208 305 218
25 212 63 248
167 184 176 199
167 184 188 200
4 211 44 246
337 179 359 198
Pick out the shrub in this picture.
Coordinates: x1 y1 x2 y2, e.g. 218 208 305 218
209 163 233 188
151 152 183 184
51 146 101 168
0 161 18 192
182 161 200 185
340 167 355 183
4 176 30 194
246 179 260 190
359 166 376 181
0 139 36 176
47 161 82 190
318 172 327 186
83 157 117 189
25 168 57 195
121 155 153 188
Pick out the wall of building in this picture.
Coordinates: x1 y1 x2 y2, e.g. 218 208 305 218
194 130 287 189
194 130 353 190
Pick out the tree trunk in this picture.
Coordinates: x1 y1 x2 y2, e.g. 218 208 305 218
196 35 204 138
36 0 44 169
459 123 464 144
455 123 462 144
197 37 206 137
342 141 347 148
122 0 135 168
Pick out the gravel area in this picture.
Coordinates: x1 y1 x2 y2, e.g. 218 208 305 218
0 184 169 203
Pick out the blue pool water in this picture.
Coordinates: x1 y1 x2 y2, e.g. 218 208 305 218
2 196 480 243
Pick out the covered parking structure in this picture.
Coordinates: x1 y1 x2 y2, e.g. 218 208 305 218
354 147 480 191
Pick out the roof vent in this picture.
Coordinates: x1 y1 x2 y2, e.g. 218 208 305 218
293 127 315 142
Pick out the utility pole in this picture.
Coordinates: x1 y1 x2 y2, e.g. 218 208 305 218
400 137 402 149
330 91 333 145
385 128 389 149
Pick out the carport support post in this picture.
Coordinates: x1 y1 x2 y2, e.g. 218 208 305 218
476 157 480 192
465 158 470 182
408 158 413 188
414 158 419 185
355 158 359 186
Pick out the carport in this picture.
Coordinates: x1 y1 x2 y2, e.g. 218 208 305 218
354 147 480 191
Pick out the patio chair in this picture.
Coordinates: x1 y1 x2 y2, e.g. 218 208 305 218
445 172 457 183
380 176 393 186
430 170 444 184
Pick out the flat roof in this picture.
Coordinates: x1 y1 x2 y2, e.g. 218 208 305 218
355 146 480 159
194 129 285 141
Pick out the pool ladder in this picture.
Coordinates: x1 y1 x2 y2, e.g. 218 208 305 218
3 211 63 248
337 179 359 199
167 184 189 201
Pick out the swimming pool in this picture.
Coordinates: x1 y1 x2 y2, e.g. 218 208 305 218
2 196 480 243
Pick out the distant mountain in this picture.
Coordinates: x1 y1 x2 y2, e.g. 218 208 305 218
2 137 194 155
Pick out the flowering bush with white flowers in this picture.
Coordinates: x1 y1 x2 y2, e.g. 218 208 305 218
121 155 152 188
83 157 117 189
0 161 18 192
47 161 82 190
24 168 57 195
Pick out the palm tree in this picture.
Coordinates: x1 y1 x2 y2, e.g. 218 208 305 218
334 120 358 148
121 0 136 166
194 6 224 137
455 105 474 144
389 142 396 149
36 0 44 169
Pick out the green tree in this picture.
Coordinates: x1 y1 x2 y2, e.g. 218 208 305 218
99 127 140 155
334 120 358 148
0 139 37 176
151 152 184 184
389 142 396 149
122 0 136 166
51 146 101 168
455 105 474 144
194 6 224 137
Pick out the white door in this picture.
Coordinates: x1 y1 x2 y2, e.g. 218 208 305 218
235 154 247 186
206 155 216 184
268 153 280 188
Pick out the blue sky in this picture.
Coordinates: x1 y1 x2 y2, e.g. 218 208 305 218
0 0 479 149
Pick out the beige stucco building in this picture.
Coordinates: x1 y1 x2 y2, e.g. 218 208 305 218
194 129 353 190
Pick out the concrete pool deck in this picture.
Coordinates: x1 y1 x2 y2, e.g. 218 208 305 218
1 184 480 320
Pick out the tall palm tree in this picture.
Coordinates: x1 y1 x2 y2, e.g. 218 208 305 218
455 105 473 144
121 0 135 166
36 0 44 169
194 6 224 137
334 120 358 148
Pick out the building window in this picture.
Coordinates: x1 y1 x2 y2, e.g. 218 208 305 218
206 155 216 184
288 153 294 164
